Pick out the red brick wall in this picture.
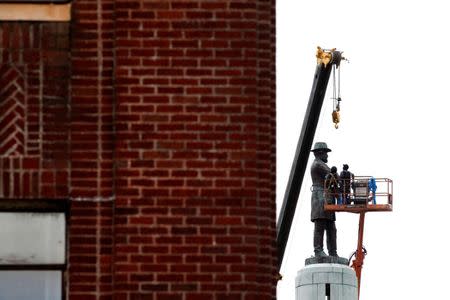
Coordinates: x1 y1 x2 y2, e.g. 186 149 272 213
112 1 276 299
1 1 276 299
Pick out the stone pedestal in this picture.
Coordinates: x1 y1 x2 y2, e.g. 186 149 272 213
295 260 357 300
305 256 349 266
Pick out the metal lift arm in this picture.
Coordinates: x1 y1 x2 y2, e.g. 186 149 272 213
277 48 343 271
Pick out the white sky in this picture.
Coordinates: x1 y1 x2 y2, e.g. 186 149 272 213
276 1 450 299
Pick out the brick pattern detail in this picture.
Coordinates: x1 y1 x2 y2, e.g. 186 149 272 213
0 22 69 198
0 65 25 156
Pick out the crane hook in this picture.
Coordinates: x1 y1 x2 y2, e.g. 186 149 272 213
332 110 340 129
332 97 341 129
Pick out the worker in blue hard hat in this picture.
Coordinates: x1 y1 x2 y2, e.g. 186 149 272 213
310 142 338 257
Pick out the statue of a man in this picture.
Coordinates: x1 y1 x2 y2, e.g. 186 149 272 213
310 142 338 257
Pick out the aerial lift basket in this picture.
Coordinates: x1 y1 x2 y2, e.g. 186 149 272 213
324 176 393 213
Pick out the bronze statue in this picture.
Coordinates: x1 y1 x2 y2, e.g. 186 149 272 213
310 142 337 257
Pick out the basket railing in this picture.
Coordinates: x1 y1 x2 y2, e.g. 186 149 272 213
324 176 393 207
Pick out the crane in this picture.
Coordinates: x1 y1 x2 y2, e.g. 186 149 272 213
277 47 344 270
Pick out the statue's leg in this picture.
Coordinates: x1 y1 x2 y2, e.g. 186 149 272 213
313 220 326 256
326 220 337 256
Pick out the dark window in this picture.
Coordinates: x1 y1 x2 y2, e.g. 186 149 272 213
325 283 331 300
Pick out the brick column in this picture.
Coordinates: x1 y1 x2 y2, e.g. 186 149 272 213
69 0 115 298
114 1 276 299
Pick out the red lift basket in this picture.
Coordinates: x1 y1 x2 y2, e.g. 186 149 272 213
324 176 393 213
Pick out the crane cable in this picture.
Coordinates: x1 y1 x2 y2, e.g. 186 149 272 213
332 64 342 129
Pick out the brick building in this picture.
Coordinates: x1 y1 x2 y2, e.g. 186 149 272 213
0 1 276 299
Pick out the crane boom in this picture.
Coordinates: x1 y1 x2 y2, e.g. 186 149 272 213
277 47 343 271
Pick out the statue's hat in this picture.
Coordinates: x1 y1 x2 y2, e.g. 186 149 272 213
311 142 331 152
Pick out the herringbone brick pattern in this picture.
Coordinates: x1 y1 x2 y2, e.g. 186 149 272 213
0 64 25 157
0 22 70 198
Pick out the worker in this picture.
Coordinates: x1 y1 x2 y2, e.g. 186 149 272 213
325 166 342 205
340 164 354 204
310 142 338 257
368 177 377 204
